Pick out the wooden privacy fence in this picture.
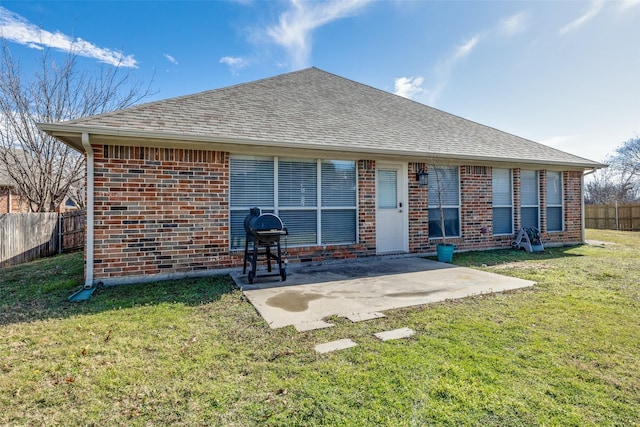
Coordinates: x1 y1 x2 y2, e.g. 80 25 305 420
59 210 86 253
585 203 640 231
0 210 86 267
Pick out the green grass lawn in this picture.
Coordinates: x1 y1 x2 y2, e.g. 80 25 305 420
1 229 639 426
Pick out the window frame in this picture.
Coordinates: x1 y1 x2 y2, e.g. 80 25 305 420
520 169 540 230
229 155 358 249
492 168 514 235
546 170 564 232
427 165 461 239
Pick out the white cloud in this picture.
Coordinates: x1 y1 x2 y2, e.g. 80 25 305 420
419 34 481 105
498 12 529 37
415 11 529 106
0 6 137 68
620 0 640 9
559 0 605 35
454 35 480 59
220 56 249 74
393 76 425 99
163 53 178 65
266 0 371 69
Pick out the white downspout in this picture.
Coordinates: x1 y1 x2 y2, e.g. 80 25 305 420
81 132 95 289
582 168 597 243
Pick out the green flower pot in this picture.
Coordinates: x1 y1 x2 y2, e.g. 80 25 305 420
436 243 455 263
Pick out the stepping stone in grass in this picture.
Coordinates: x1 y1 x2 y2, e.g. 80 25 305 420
315 339 357 354
374 327 415 342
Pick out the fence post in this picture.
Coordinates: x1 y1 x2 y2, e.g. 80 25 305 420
58 213 63 254
615 201 619 231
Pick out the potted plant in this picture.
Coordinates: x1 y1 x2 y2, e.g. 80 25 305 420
429 164 455 263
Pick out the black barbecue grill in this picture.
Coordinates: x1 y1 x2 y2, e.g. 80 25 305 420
243 207 288 284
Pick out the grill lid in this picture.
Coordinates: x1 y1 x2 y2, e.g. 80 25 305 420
249 213 284 232
244 207 286 235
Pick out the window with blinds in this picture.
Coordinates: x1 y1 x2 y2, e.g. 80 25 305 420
229 156 357 249
321 160 356 244
278 159 318 245
546 171 563 232
377 170 397 209
428 166 460 238
520 170 539 229
492 168 513 235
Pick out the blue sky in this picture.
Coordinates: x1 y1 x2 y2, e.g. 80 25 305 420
1 0 639 164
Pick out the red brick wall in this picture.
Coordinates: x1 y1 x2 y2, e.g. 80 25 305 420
0 189 10 213
91 149 585 283
0 188 30 213
459 165 494 250
415 165 583 253
539 170 548 233
357 160 376 254
93 145 231 280
408 163 429 253
513 168 521 231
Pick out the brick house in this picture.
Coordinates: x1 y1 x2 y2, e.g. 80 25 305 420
40 68 604 287
0 169 28 213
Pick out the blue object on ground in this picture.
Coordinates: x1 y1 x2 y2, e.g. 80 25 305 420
68 286 95 302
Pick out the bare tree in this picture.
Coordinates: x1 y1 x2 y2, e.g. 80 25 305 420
584 136 640 204
0 40 154 212
584 166 635 204
611 136 640 199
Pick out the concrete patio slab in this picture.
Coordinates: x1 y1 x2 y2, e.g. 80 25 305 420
315 339 357 354
374 327 415 341
231 256 535 329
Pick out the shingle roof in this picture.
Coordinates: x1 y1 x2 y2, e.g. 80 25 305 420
41 67 603 168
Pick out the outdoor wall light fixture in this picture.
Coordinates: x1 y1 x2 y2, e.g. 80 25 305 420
416 169 429 186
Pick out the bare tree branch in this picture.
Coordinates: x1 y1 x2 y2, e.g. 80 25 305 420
585 137 640 204
0 39 155 212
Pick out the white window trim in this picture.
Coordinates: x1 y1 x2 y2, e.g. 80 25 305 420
546 171 564 232
492 168 514 236
229 156 358 249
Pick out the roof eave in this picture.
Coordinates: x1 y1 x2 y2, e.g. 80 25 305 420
37 123 607 170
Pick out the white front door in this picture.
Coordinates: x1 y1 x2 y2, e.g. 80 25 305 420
376 163 407 254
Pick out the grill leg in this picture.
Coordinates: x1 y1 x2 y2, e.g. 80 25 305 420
266 244 272 272
277 240 286 281
251 242 258 278
243 237 249 274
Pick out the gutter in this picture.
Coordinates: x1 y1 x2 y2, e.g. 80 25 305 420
81 132 95 289
68 133 97 302
37 123 608 170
